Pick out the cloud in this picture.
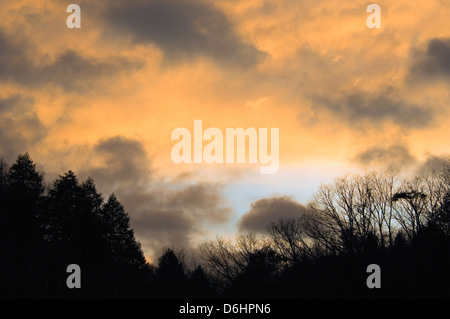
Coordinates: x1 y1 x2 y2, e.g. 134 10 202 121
81 136 233 260
0 28 142 92
237 196 308 233
416 155 449 175
131 208 195 252
127 181 232 257
409 38 450 81
88 136 151 188
0 94 46 162
287 45 436 131
312 88 434 129
37 51 143 92
105 0 266 67
166 184 232 224
354 144 416 168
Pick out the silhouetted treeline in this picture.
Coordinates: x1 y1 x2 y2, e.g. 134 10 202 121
0 153 449 298
0 154 216 298
0 154 151 298
200 168 450 298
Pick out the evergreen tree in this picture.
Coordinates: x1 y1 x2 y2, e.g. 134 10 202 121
7 153 44 240
0 154 45 297
80 177 103 215
100 193 146 267
8 153 44 200
155 249 188 298
45 171 81 246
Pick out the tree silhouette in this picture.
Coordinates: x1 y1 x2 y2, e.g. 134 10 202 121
267 217 312 265
100 193 145 268
430 191 450 235
188 265 216 298
0 153 45 297
155 248 188 298
6 153 44 243
0 152 449 299
226 246 279 298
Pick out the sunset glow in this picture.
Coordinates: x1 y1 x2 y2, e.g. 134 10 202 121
1 0 450 261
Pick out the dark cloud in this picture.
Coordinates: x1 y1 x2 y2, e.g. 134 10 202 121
312 88 434 129
0 29 142 92
0 95 46 162
409 38 450 81
39 51 142 92
105 0 266 67
88 136 151 188
417 155 449 175
126 203 196 253
354 144 416 168
167 184 232 223
124 184 231 259
237 196 308 233
81 136 232 260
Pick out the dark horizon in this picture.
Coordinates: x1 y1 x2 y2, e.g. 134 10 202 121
1 153 448 299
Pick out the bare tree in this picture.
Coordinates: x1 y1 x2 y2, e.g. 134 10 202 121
370 168 399 247
307 166 449 250
267 217 314 264
200 233 267 291
306 170 407 253
307 173 370 254
393 172 447 240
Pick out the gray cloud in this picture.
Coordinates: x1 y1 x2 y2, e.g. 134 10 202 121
417 155 449 175
237 196 308 233
0 95 46 162
128 182 232 256
88 136 151 188
125 202 196 255
38 51 142 92
0 28 142 92
312 88 434 129
409 38 450 81
81 136 232 260
354 144 416 168
105 0 266 67
166 184 232 224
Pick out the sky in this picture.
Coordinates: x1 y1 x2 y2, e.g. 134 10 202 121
1 0 450 262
